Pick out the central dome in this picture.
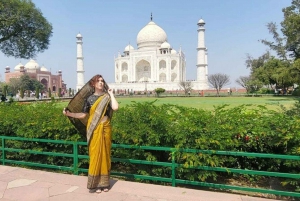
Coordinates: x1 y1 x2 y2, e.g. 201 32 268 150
25 59 40 70
137 21 167 50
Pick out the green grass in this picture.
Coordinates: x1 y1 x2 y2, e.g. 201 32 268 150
58 96 299 111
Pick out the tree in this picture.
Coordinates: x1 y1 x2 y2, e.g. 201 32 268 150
208 73 230 96
19 74 32 90
19 74 43 91
0 0 53 59
154 88 165 97
245 52 271 74
249 0 300 89
263 58 293 89
35 86 39 99
8 78 21 95
245 52 276 88
32 79 44 92
281 0 300 59
48 88 51 98
245 78 264 94
260 23 288 60
2 85 8 97
236 76 251 93
246 52 293 89
178 81 193 96
20 87 24 98
0 82 4 93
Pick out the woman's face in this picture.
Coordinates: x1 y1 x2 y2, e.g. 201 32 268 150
94 77 104 91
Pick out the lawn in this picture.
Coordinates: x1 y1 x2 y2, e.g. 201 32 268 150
59 95 299 111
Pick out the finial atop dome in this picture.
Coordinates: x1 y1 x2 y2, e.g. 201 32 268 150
150 13 152 21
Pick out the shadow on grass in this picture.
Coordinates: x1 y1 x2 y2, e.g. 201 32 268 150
266 97 300 102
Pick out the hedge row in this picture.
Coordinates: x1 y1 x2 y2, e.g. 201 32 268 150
0 100 299 190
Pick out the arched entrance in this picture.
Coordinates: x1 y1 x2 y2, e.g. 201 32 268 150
159 73 166 82
122 74 128 82
159 60 166 70
40 78 48 89
136 60 151 82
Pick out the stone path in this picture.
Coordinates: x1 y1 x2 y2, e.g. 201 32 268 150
0 165 282 201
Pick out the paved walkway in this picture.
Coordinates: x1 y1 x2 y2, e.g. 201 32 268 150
0 165 282 201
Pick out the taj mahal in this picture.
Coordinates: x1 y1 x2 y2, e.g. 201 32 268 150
76 17 209 92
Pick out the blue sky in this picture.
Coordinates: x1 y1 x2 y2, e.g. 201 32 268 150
0 0 292 89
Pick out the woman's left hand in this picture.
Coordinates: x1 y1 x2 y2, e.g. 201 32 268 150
108 88 114 96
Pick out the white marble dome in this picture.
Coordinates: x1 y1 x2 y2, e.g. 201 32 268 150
14 62 23 71
137 21 167 49
171 49 177 54
76 33 82 38
25 59 39 70
161 41 170 49
124 45 134 52
40 65 48 72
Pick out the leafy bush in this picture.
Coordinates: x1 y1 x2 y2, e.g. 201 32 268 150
257 88 273 94
112 101 300 188
0 102 85 169
0 100 300 190
154 88 165 97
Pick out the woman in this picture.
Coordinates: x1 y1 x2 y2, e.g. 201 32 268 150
63 74 118 193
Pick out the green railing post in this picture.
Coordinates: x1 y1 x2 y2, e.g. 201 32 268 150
171 151 176 187
73 142 78 175
1 138 5 165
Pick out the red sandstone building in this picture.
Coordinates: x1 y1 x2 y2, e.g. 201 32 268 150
4 59 66 93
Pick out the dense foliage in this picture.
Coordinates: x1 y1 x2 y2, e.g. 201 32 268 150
0 0 53 59
0 100 299 191
239 0 300 93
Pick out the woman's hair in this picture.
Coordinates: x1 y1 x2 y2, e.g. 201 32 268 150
89 74 109 92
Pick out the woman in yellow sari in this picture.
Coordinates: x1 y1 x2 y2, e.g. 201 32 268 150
63 74 118 193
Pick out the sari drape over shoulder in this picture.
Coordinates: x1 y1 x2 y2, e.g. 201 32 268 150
86 93 112 189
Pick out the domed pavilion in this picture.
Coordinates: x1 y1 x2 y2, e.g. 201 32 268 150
4 59 66 95
110 16 187 92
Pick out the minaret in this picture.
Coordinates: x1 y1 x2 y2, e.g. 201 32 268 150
205 48 208 83
76 33 84 91
196 18 207 83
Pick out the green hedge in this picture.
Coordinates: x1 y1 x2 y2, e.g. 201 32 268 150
0 100 300 190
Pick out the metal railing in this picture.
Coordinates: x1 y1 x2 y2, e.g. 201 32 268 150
0 136 299 198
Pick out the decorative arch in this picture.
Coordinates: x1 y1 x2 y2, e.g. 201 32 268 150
122 62 128 71
52 86 56 92
171 73 177 82
136 59 151 82
122 74 128 82
159 60 166 70
116 74 119 81
40 78 48 89
171 60 177 70
159 73 166 82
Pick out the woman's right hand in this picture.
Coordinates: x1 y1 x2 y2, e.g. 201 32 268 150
63 108 68 116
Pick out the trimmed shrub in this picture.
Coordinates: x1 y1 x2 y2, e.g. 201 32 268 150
0 101 300 190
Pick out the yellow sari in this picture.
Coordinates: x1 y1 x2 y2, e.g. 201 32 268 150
86 94 112 189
